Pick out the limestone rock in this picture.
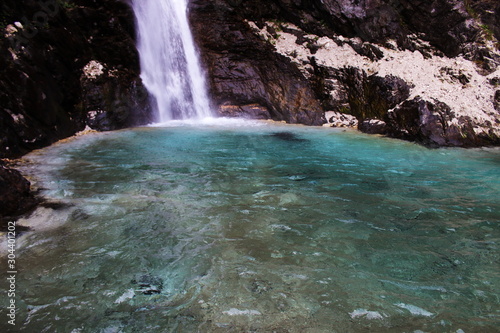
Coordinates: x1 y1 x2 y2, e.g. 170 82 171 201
385 97 500 147
358 119 388 135
324 111 358 128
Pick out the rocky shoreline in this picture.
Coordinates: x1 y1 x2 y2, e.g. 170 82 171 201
190 0 500 147
1 0 500 223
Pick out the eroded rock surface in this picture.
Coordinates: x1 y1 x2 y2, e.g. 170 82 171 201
189 0 500 146
0 0 152 158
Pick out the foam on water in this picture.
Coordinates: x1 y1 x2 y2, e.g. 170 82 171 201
149 116 272 128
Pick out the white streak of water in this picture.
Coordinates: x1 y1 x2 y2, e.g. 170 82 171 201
132 0 212 121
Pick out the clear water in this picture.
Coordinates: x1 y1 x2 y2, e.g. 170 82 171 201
132 0 212 121
1 121 499 332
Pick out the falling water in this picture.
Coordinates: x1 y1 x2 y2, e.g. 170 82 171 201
132 0 212 121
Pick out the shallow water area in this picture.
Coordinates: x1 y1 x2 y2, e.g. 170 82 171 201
1 121 499 332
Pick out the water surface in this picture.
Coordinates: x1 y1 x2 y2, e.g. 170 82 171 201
1 121 499 332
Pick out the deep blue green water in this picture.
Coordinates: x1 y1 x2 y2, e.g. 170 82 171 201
1 120 499 332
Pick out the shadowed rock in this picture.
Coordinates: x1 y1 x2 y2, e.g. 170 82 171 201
0 165 37 229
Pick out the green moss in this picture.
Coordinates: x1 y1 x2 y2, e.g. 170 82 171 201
464 0 479 19
479 24 494 40
57 0 77 9
464 1 497 42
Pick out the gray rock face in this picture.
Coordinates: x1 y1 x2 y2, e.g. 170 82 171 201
218 104 272 119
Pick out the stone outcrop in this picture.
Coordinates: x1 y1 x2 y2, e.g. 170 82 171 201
0 0 152 159
189 0 500 147
324 111 358 128
190 0 324 125
384 97 500 147
0 164 37 227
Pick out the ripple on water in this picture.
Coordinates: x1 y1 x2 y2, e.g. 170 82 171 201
1 124 499 332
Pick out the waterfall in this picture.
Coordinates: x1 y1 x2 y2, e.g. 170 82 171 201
132 0 212 122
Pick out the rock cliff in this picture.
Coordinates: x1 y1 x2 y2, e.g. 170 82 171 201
190 0 500 147
0 0 152 159
1 0 499 153
0 0 152 223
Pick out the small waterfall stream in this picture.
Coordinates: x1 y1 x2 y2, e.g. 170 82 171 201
132 0 212 122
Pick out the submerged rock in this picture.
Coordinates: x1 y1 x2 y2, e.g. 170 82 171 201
131 274 163 295
269 132 307 142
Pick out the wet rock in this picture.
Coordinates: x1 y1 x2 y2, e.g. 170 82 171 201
338 67 411 121
81 64 152 131
0 165 37 226
251 279 272 294
189 0 325 126
358 119 388 135
385 97 500 147
217 103 271 119
131 274 163 295
324 111 358 128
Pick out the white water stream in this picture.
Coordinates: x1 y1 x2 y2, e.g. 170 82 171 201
132 0 212 121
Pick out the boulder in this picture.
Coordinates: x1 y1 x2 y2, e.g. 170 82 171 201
324 111 358 128
358 119 388 135
0 165 37 226
384 97 500 147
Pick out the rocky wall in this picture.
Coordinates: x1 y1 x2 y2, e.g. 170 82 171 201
0 0 152 159
190 0 500 147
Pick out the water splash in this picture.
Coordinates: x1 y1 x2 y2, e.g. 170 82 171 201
132 0 212 122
